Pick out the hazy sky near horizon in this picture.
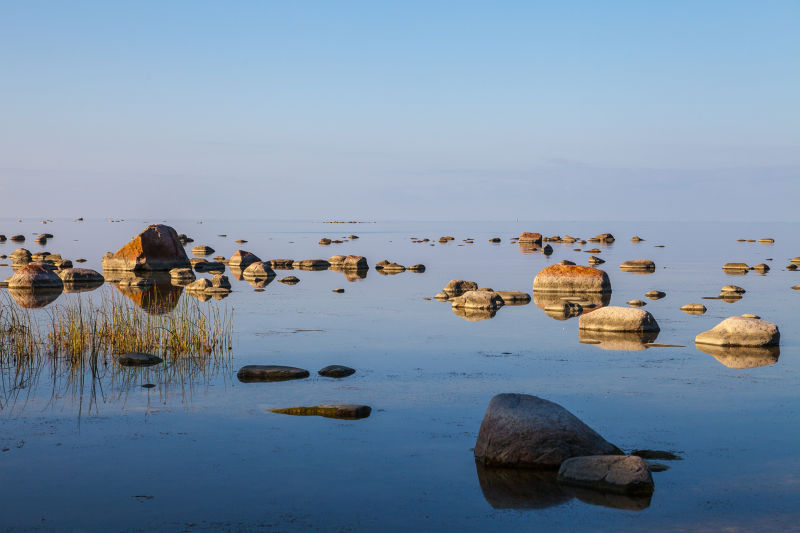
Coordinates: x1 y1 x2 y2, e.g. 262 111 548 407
1 1 798 221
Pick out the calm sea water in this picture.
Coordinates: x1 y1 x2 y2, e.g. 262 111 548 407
1 218 798 532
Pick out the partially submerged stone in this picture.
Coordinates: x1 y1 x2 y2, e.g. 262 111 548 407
722 262 750 273
533 265 611 294
720 285 746 294
237 365 310 382
495 291 531 305
474 394 621 469
588 256 605 266
627 300 646 307
342 255 368 270
191 245 214 256
102 224 190 271
407 264 426 272
695 316 779 347
269 259 295 269
619 260 655 272
7 263 64 290
292 259 330 270
451 290 503 310
557 455 654 495
318 365 356 378
588 233 615 243
169 267 196 281
680 303 707 314
57 268 104 284
518 232 543 244
645 290 665 300
229 250 261 269
243 261 276 280
578 306 660 333
117 353 163 367
442 279 479 297
279 275 300 284
270 404 371 419
452 307 497 322
752 263 770 273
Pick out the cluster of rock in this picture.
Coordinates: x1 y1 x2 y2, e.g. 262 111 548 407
434 280 531 321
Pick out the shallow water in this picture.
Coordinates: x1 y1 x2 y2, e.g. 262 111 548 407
1 218 799 532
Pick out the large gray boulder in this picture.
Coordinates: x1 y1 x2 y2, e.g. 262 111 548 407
578 306 660 333
695 316 779 347
474 394 621 469
557 455 654 495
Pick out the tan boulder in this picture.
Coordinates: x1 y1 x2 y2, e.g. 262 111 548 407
101 224 190 272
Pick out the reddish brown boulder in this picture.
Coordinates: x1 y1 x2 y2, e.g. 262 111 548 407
8 263 64 290
101 225 190 272
519 232 543 244
533 265 611 293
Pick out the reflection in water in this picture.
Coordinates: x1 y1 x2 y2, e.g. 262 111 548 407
246 276 274 289
110 273 183 314
452 307 497 321
579 329 660 351
695 344 780 369
187 291 230 302
228 266 245 281
330 265 368 282
533 291 611 321
475 463 650 511
63 280 104 294
8 287 62 309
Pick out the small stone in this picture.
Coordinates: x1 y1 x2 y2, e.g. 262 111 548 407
722 262 750 272
489 237 501 243
495 291 531 305
620 259 655 272
720 285 746 294
588 256 605 266
279 276 300 284
758 238 774 243
751 263 769 273
787 264 798 271
270 404 371 419
318 238 332 245
118 353 163 367
442 279 479 296
645 290 666 300
631 236 644 242
557 455 654 495
407 264 426 272
680 303 707 314
192 245 215 256
332 288 345 293
542 244 553 256
578 306 660 333
558 260 576 266
740 313 760 319
237 365 310 382
318 365 356 378
627 300 646 307
451 290 503 310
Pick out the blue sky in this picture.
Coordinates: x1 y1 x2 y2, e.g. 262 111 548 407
1 1 798 220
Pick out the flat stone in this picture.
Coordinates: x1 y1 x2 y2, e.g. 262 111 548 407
722 262 750 272
680 303 707 314
279 276 300 284
627 300 646 307
720 285 746 294
270 404 371 419
57 268 104 284
237 365 310 382
620 259 655 272
118 353 163 367
318 365 356 378
443 279 479 296
192 245 214 256
495 291 531 305
243 261 276 280
557 455 654 495
332 288 345 293
695 316 779 347
578 306 660 333
645 290 666 300
407 264 426 272
474 393 621 469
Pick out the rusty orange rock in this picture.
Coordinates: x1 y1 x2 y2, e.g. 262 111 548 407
518 232 543 244
101 224 190 272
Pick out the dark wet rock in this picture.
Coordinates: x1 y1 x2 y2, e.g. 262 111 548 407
279 276 300 285
57 268 103 284
489 237 502 243
533 265 611 294
588 256 605 266
117 353 163 367
627 300 646 307
407 264 425 272
292 259 330 270
474 394 621 469
191 245 214 256
243 261 276 280
332 288 345 293
443 279 479 296
495 291 531 305
193 260 225 272
10 234 25 242
578 329 659 351
518 232 543 244
557 455 654 495
696 344 780 369
787 264 798 271
541 244 553 256
558 260 576 266
578 306 660 333
237 365 310 382
270 404 371 419
647 463 670 473
451 290 503 310
619 259 655 272
452 307 497 321
177 233 193 245
0 235 5 242
318 365 355 378
102 224 190 272
269 259 295 269
235 239 247 244
588 233 614 243
695 316 779 347
7 263 64 290
722 262 750 273
645 290 666 300
680 303 707 314
229 250 261 269
631 449 683 461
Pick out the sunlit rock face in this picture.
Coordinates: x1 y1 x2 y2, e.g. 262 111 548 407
102 224 190 272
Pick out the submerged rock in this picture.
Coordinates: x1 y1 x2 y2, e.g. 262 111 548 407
533 265 611 294
578 329 659 351
117 353 163 367
557 455 654 495
237 365 310 382
270 404 371 419
8 287 62 308
318 365 356 378
474 394 621 469
695 316 779 347
619 260 655 272
292 259 330 270
578 306 660 333
102 224 190 272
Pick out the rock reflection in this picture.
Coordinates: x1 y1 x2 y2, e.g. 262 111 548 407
475 463 650 511
228 266 245 281
695 344 780 369
579 329 660 351
246 276 274 289
8 287 62 308
63 280 104 294
452 307 497 321
533 292 611 321
330 265 368 282
109 273 183 314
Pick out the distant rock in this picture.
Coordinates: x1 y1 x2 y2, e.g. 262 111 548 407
343 255 368 270
518 232 543 245
292 259 330 270
645 290 665 300
407 264 426 272
318 365 356 378
270 404 371 419
192 245 214 256
695 316 779 347
489 237 501 243
680 303 707 314
751 263 770 273
269 259 294 269
588 233 615 243
474 394 621 468
620 260 655 272
722 263 750 273
318 238 332 245
758 238 774 243
588 256 605 266
57 268 104 284
10 234 25 242
279 276 300 284
102 224 190 272
380 262 406 273
720 285 746 294
118 353 163 367
558 260 576 266
332 288 345 293
631 236 643 242
237 365 310 382
557 456 654 495
627 300 646 307
578 306 660 333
